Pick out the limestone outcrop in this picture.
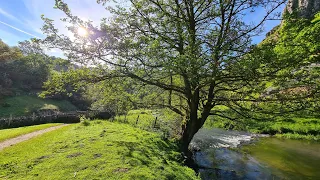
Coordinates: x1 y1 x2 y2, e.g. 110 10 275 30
284 0 320 19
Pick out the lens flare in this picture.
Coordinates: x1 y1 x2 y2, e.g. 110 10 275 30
77 27 88 37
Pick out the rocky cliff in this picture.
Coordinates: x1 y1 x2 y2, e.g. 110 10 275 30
284 0 320 19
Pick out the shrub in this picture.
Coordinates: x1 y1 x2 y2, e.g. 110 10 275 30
80 115 90 126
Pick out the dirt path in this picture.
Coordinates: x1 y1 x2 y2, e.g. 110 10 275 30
0 124 70 151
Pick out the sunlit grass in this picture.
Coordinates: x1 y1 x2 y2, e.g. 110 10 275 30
0 123 62 142
0 121 198 180
204 111 320 140
114 109 182 138
0 96 77 117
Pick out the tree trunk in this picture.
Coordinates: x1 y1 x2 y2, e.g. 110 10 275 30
180 113 204 170
180 99 212 168
180 116 201 154
180 102 205 167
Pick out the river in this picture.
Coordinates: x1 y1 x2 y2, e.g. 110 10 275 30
190 128 320 180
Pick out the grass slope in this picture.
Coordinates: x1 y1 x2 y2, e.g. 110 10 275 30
205 112 320 141
0 96 77 117
114 109 182 138
0 121 198 180
0 123 62 142
115 108 320 141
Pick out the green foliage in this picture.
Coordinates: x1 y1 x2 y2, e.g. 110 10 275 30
0 123 61 142
84 77 139 115
211 12 320 125
0 39 22 61
18 39 44 56
115 109 154 128
0 121 199 179
40 0 289 146
274 13 320 65
5 54 50 91
79 115 91 126
0 40 53 100
0 96 77 117
205 114 320 141
0 39 77 108
114 109 182 138
39 0 319 149
275 133 320 141
311 12 320 24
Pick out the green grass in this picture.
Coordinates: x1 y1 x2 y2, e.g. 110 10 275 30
0 96 78 117
116 108 320 141
0 123 62 142
204 112 320 141
275 133 320 141
0 121 199 180
114 109 182 138
115 109 155 129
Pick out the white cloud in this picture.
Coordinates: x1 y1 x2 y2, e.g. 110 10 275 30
0 7 22 23
0 20 40 38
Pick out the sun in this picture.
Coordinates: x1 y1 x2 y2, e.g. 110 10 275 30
77 27 88 37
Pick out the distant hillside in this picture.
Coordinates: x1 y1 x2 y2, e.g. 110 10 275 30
0 96 78 118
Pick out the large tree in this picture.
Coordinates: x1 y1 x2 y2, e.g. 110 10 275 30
40 0 319 155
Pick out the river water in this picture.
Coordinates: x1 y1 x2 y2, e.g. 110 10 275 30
190 128 320 180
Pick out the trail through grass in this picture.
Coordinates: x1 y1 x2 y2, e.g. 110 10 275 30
0 123 62 142
0 121 198 180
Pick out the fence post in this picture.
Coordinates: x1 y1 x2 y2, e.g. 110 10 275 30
8 114 12 127
32 112 36 121
136 115 140 125
153 117 157 128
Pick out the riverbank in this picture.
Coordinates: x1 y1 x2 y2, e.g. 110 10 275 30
191 128 320 179
205 114 320 141
114 109 320 141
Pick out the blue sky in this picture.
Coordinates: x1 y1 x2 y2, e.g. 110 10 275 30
0 0 285 56
0 0 108 56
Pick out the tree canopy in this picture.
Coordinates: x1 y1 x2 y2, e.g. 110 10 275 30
39 0 319 154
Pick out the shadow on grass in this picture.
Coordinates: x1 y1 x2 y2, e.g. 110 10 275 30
111 138 195 179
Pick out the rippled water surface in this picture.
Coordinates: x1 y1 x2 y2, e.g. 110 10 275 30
243 138 320 179
191 128 320 180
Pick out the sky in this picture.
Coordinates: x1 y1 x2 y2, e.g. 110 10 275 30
0 0 108 57
0 0 285 57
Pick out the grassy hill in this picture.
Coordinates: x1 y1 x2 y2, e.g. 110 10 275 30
0 121 198 179
0 96 77 118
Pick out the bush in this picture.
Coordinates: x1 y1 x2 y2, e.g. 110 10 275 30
80 115 90 126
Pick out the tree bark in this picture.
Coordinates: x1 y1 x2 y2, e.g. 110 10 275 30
180 93 212 168
180 113 204 170
181 116 201 154
180 99 205 165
